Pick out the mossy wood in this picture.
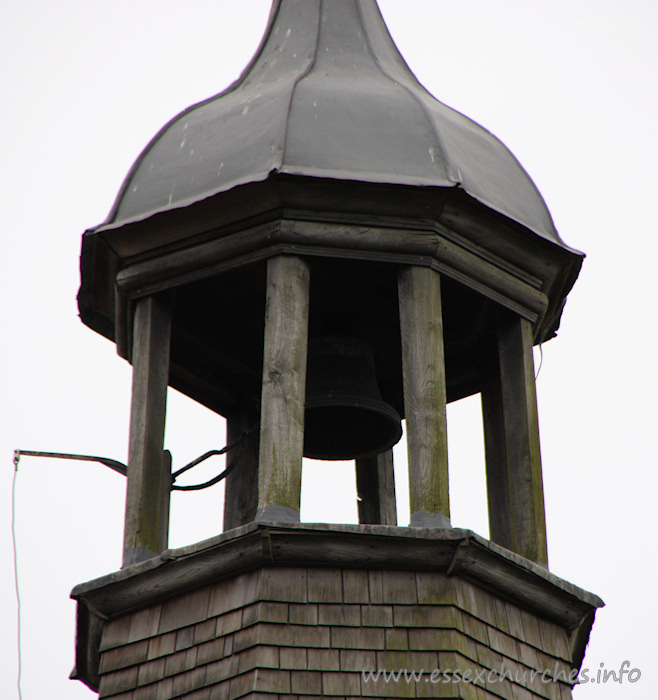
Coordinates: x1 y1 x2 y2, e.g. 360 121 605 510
256 255 310 521
123 294 171 567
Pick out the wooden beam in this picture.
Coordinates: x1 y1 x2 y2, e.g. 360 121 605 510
355 450 397 525
160 450 172 551
481 360 512 549
256 255 310 522
123 294 171 567
482 314 548 566
116 219 548 327
223 404 260 530
398 266 450 527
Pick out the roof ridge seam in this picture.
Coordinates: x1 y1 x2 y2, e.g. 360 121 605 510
357 0 456 185
279 0 323 169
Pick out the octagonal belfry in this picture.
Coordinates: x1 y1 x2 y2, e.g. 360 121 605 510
73 1 600 697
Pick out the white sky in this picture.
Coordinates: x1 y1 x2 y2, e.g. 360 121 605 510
1 1 657 698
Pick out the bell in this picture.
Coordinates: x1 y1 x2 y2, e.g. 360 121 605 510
304 335 402 460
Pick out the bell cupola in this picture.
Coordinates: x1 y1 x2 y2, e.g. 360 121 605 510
72 2 600 698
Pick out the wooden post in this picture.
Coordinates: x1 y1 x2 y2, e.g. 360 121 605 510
481 365 512 550
123 294 171 567
482 314 548 566
355 450 397 525
256 255 310 522
160 450 172 551
398 266 450 527
223 403 260 530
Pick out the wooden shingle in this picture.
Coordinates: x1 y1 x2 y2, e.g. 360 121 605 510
98 665 139 696
384 628 409 651
318 604 361 627
128 606 163 644
376 649 439 671
158 589 209 634
381 571 418 605
330 626 385 650
288 603 318 626
260 567 308 603
393 604 460 629
414 678 461 699
537 619 570 662
214 608 243 637
208 678 231 699
280 646 308 670
153 676 173 700
342 569 370 603
486 626 519 661
136 657 166 687
181 687 212 700
196 637 225 666
207 570 259 617
307 648 340 671
243 601 289 627
361 604 393 628
204 654 239 685
367 570 385 604
99 640 148 674
100 616 132 652
175 625 196 652
416 572 459 606
518 608 544 651
237 645 280 674
291 669 323 694
490 598 511 635
339 648 377 672
307 568 343 603
193 618 217 645
171 665 206 696
146 631 176 661
322 670 361 696
461 611 489 646
252 668 292 694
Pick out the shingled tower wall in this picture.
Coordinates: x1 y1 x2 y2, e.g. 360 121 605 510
73 525 600 699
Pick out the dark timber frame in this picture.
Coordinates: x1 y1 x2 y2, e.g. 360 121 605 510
482 314 548 565
123 294 172 568
120 228 549 568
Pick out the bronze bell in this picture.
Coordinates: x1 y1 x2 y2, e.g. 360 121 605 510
303 335 402 460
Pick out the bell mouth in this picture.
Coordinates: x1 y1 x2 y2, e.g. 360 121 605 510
303 334 402 460
303 395 402 460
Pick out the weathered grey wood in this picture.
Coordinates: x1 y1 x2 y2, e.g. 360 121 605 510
223 404 260 530
115 219 548 326
481 362 513 551
123 294 171 568
355 450 397 525
160 450 172 551
398 266 450 527
73 524 602 654
256 255 310 522
482 314 548 566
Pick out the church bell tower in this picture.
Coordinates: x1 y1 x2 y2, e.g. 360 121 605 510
72 1 602 697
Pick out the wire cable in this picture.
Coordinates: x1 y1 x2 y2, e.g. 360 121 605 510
170 424 256 491
535 342 544 379
12 451 23 700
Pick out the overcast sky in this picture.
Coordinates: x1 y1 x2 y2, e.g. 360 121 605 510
2 1 657 698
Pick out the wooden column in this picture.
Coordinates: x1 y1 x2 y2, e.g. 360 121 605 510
356 450 397 525
123 294 171 567
481 363 512 550
256 255 310 522
482 314 548 566
223 403 260 530
398 266 450 528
